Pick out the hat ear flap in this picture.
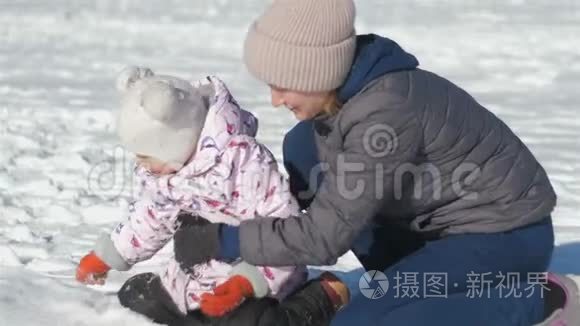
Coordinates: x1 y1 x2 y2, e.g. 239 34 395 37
116 66 154 92
195 83 216 109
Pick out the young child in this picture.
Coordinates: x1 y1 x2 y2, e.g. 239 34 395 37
76 66 308 321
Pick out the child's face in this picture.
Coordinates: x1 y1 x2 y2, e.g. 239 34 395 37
135 154 177 176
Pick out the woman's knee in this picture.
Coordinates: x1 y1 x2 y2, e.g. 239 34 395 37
512 216 554 271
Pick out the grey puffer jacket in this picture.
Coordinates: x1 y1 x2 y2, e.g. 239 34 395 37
238 34 556 266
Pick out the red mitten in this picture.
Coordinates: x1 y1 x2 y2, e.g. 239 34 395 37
200 275 254 317
76 251 110 285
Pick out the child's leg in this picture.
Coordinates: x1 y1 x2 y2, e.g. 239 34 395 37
175 278 337 326
118 273 184 324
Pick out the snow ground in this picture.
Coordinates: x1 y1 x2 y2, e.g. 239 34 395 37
0 0 579 325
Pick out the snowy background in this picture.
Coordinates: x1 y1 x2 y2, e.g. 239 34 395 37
1 0 579 325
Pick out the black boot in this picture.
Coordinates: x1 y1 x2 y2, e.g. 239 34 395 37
118 273 342 326
207 276 338 326
118 273 184 325
264 278 337 326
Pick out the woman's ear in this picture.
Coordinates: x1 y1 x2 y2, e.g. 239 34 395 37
116 66 154 93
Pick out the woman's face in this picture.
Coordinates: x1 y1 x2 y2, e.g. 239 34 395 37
269 85 332 121
135 154 177 176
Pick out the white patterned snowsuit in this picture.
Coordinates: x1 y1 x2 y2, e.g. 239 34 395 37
109 77 306 314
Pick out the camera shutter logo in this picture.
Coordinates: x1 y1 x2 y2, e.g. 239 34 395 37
359 270 389 299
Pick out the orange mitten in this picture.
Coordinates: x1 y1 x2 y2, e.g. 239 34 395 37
200 275 254 317
76 251 110 285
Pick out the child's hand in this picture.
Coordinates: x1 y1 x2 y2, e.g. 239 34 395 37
76 251 111 285
200 275 254 317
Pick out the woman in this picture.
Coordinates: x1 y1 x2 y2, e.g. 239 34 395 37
154 0 579 325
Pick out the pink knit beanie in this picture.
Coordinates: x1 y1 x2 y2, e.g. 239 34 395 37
243 0 357 92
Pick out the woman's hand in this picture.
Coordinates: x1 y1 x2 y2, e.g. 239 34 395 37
174 215 223 271
76 251 110 285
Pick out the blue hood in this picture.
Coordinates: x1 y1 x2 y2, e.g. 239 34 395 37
337 34 419 103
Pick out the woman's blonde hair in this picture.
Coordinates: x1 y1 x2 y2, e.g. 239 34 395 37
322 91 342 116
